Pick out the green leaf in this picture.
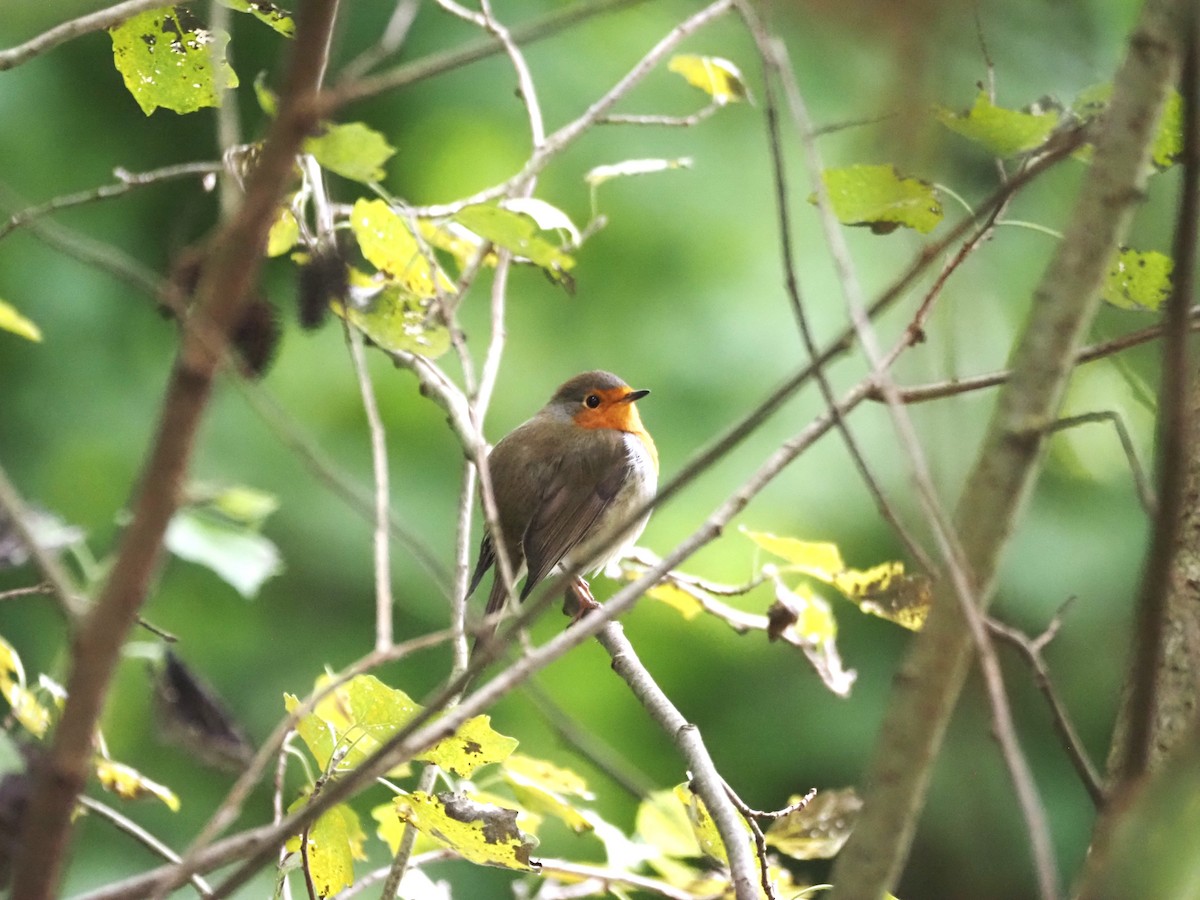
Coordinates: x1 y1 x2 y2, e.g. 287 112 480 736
333 277 451 359
349 199 455 298
816 164 942 235
1074 84 1182 170
218 0 295 37
635 789 702 858
453 204 575 282
937 90 1060 157
765 789 862 860
190 483 280 527
305 122 395 184
109 9 239 115
164 507 282 599
1104 248 1173 311
673 782 753 864
393 791 539 870
668 54 751 105
0 300 42 342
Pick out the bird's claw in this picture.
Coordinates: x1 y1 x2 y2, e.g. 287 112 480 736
563 577 600 625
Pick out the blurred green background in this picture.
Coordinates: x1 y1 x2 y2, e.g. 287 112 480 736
0 0 1165 896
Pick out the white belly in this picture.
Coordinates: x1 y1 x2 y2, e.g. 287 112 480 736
569 431 657 576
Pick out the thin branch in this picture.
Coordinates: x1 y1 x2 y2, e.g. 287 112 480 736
0 0 167 70
338 0 421 81
77 796 213 898
988 609 1106 807
10 4 345 896
599 104 722 127
0 583 53 602
379 766 439 900
872 310 1200 404
0 162 222 241
1121 0 1198 782
1048 411 1157 516
596 621 759 900
536 858 720 900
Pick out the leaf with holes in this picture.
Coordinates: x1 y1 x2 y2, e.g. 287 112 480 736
1104 248 1173 311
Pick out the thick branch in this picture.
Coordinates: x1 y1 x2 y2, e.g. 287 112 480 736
9 4 341 897
830 0 1184 896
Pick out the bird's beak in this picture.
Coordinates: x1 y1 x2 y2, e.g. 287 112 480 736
623 388 650 403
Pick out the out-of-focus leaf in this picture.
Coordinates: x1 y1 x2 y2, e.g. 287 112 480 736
1074 83 1182 170
266 207 299 257
766 788 862 860
254 71 278 116
453 204 575 283
306 122 395 184
0 507 83 570
743 529 844 577
816 165 943 235
110 9 238 115
285 802 365 897
350 199 455 298
674 782 754 864
0 301 41 342
668 54 751 105
0 636 50 738
646 581 705 619
937 91 1060 157
833 564 931 631
502 198 581 245
218 0 295 36
1103 248 1173 311
393 791 540 870
197 484 280 527
164 507 282 599
95 759 180 811
635 788 702 858
501 754 593 833
585 157 693 187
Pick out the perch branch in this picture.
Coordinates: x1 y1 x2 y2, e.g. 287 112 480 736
0 0 167 70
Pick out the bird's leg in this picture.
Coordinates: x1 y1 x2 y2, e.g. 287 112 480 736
563 576 600 624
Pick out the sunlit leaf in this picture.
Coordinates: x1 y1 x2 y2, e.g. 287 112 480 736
1103 248 1173 311
0 300 42 342
393 791 539 870
668 54 751 105
306 122 395 184
95 759 181 811
110 9 238 115
743 529 844 577
833 563 931 631
165 507 282 598
816 165 942 235
766 788 862 860
635 788 702 858
333 279 450 359
937 90 1060 157
0 636 50 737
585 157 693 187
453 204 575 283
502 198 581 246
266 207 299 257
286 802 365 897
502 754 593 833
350 199 455 298
674 782 755 864
218 0 295 37
372 799 449 855
420 715 518 778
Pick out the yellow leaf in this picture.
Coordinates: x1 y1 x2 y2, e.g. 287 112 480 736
635 789 701 858
266 207 299 257
502 754 593 833
742 528 844 579
833 564 931 631
0 636 50 737
287 803 365 897
349 198 455 298
668 54 751 105
95 759 181 811
0 300 42 342
394 791 539 870
646 581 705 619
419 714 518 778
673 782 752 864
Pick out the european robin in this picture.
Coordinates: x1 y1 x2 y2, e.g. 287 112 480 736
468 370 658 644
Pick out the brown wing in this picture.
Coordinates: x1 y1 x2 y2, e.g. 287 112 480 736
521 431 632 596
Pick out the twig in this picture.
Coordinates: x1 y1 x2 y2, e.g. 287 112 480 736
596 621 759 900
379 766 439 900
338 0 421 81
77 796 214 898
1121 0 1198 783
0 0 168 70
537 858 720 900
0 461 85 619
987 610 1106 807
0 162 222 241
0 583 53 602
599 105 722 127
1048 411 1157 516
870 310 1200 404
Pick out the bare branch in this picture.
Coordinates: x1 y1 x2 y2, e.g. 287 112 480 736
0 0 167 70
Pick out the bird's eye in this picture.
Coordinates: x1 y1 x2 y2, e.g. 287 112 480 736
584 393 602 409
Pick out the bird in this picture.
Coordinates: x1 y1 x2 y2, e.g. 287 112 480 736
468 370 658 648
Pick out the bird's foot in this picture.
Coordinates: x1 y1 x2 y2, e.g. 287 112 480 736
563 577 599 625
